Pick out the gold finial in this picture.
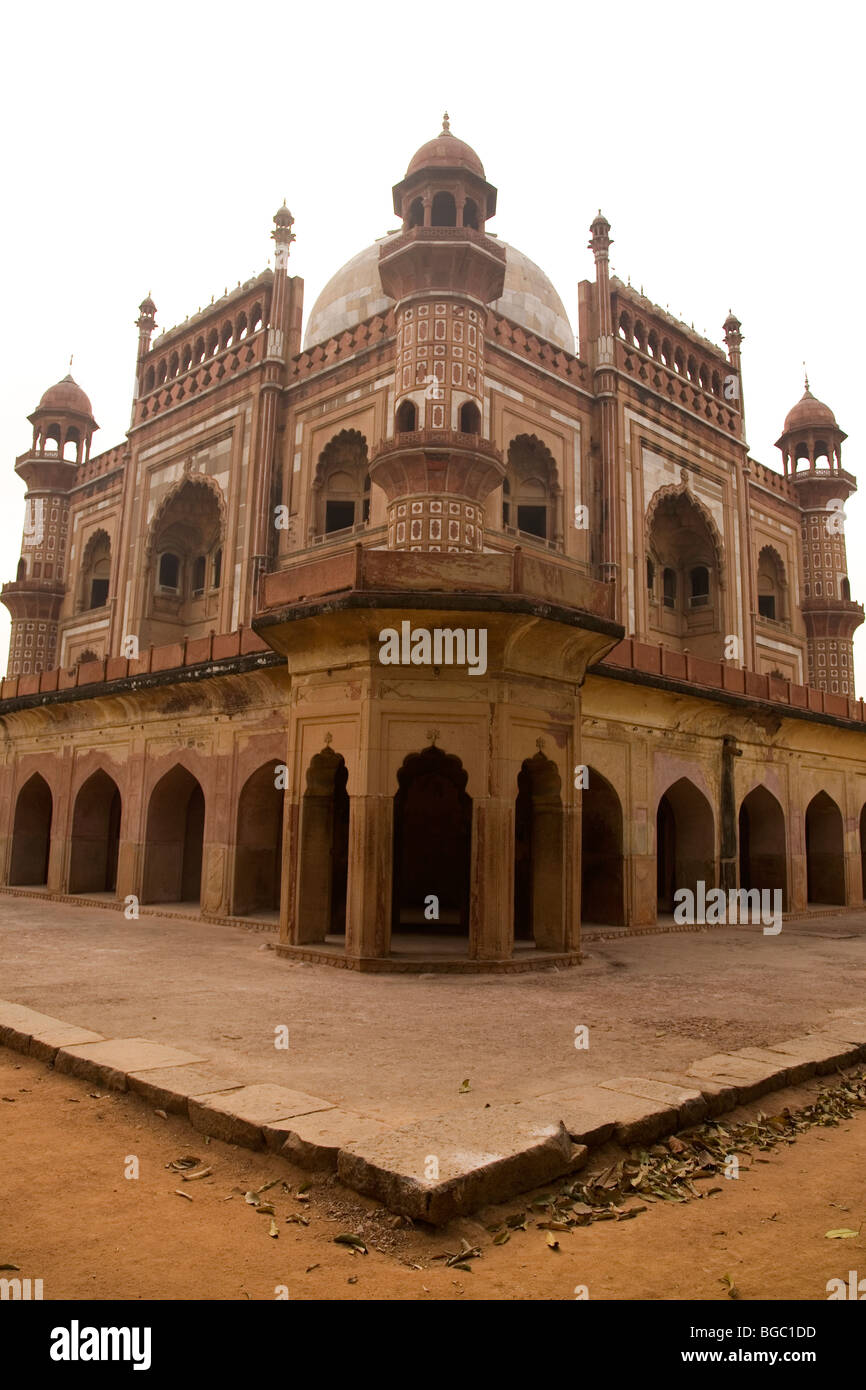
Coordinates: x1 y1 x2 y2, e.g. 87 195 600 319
804 361 810 391
441 111 451 134
68 353 73 369
427 728 440 744
324 731 333 745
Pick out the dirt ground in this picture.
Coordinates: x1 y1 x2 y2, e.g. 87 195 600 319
2 1050 864 1302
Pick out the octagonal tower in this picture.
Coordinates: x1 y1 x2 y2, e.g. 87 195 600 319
776 378 863 694
370 116 507 552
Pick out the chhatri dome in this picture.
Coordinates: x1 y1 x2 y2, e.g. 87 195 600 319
303 120 575 354
781 378 839 435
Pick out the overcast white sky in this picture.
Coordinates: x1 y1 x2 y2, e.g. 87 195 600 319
1 1 864 684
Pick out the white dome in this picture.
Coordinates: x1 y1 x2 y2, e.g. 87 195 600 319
303 235 575 354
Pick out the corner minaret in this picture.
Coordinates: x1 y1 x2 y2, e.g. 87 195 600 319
369 118 506 551
250 203 298 596
776 377 863 695
131 295 157 424
588 211 619 602
1 375 98 675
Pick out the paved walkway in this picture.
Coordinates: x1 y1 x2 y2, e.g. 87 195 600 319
2 892 865 1126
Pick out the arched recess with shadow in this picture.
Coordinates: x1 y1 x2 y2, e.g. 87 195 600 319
297 748 349 941
142 766 205 904
656 777 715 914
805 791 845 905
9 773 53 885
514 752 564 947
69 771 121 894
581 769 624 925
393 746 471 939
738 785 787 907
233 764 284 917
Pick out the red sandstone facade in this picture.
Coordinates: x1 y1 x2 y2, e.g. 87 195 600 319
1 120 864 966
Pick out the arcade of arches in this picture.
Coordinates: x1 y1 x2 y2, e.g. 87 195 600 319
3 729 866 958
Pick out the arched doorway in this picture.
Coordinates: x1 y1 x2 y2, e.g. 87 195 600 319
514 753 564 947
393 746 471 940
739 785 786 907
233 764 284 917
297 748 349 941
656 777 715 914
142 766 205 904
805 791 845 905
581 769 624 925
9 774 52 885
69 771 121 894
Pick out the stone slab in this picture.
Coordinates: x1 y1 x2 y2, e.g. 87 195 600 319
0 1000 103 1058
533 1083 679 1146
736 1047 816 1086
270 1108 394 1169
597 1076 708 1127
54 1038 206 1092
811 1023 866 1054
127 1064 246 1115
761 1034 864 1073
642 1070 739 1118
337 1104 586 1224
188 1084 334 1149
687 1052 791 1103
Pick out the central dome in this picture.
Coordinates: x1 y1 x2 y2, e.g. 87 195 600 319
303 236 575 354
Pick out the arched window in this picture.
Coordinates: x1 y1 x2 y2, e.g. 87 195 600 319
63 427 81 461
647 330 659 359
206 329 219 357
168 351 179 378
757 546 787 623
689 565 710 607
314 430 370 537
192 555 206 596
16 558 26 582
504 435 559 546
250 303 263 333
408 197 424 228
842 576 851 600
236 312 248 340
221 321 233 349
430 191 456 227
459 400 481 433
156 360 167 384
180 344 192 373
462 198 479 230
149 478 223 634
648 490 724 656
80 531 111 610
618 311 632 342
213 547 222 589
144 365 155 392
193 336 206 364
396 399 417 432
158 552 180 590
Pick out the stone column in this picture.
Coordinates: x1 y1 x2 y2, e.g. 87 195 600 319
563 801 581 951
470 796 513 960
345 793 392 961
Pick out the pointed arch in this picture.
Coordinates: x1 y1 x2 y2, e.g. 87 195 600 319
312 429 370 536
581 768 624 925
233 763 284 916
69 770 121 894
393 746 471 941
9 773 53 885
297 747 349 941
739 783 786 907
645 483 725 588
805 791 845 905
656 777 715 914
142 765 205 904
